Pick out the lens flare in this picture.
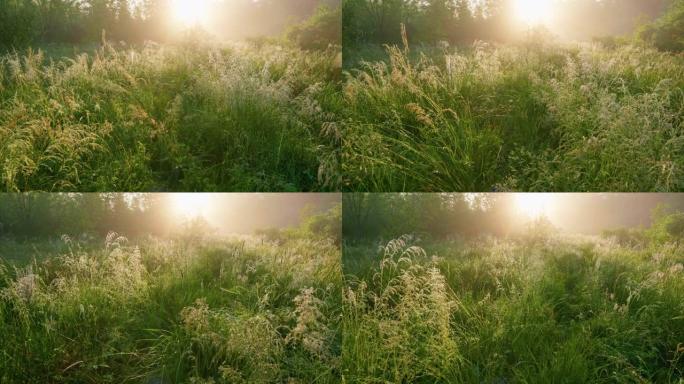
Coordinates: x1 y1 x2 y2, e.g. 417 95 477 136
172 0 210 28
169 193 213 219
513 193 555 218
513 0 553 26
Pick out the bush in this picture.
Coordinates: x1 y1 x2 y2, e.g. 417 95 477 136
255 205 342 246
520 216 557 244
648 206 684 245
638 0 684 52
666 213 684 242
303 204 342 245
287 5 341 50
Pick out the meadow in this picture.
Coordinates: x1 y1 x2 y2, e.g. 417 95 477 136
342 41 684 192
0 40 342 192
0 221 342 382
342 222 684 382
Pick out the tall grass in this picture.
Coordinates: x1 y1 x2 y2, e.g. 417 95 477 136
342 42 684 191
0 230 342 382
0 41 342 192
342 233 684 382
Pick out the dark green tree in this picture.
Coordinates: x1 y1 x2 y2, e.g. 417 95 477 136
639 0 684 51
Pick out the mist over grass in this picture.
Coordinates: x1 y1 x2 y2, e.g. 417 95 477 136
342 41 684 192
0 40 342 192
0 210 342 382
342 222 684 383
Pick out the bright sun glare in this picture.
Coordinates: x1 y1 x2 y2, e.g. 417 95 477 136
513 0 553 26
172 0 210 28
513 193 555 219
170 193 213 219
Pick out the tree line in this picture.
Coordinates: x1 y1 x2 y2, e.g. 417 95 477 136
0 0 341 50
0 194 340 240
0 194 173 239
342 194 684 242
343 0 680 50
1 0 157 49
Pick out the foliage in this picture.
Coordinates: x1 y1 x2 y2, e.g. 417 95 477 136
646 205 684 245
0 42 342 191
521 215 557 244
0 229 342 382
0 194 173 239
344 194 684 245
0 0 140 49
343 193 503 241
287 4 342 51
601 227 648 248
342 42 684 192
0 0 338 50
342 0 670 47
0 0 40 50
666 213 684 241
343 234 684 383
256 204 342 246
639 0 684 52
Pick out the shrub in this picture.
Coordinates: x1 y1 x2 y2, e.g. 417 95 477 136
287 5 342 51
648 206 684 245
638 0 684 52
303 204 342 245
665 213 684 242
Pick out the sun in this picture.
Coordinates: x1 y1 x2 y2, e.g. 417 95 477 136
172 0 210 28
169 193 213 219
513 0 553 26
513 193 555 219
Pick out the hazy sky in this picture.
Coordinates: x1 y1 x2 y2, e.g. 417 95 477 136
509 0 669 41
163 193 341 233
168 0 337 39
461 0 669 41
507 193 684 234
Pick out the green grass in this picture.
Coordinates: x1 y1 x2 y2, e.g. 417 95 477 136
0 41 343 192
0 232 342 383
342 234 684 383
342 42 684 192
